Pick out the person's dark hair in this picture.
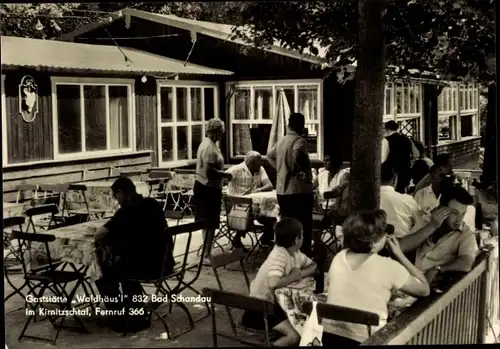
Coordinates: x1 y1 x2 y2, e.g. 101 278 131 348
439 184 474 207
326 153 343 169
111 177 137 195
381 163 396 183
413 140 425 156
434 153 451 167
288 113 305 134
384 120 399 131
275 217 303 248
342 209 387 253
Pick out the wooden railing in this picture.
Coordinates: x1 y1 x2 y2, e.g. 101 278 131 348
362 243 497 345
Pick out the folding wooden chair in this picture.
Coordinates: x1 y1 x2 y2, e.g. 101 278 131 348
169 169 196 214
15 184 38 205
4 216 27 304
147 171 172 206
209 249 254 341
25 204 61 233
66 184 106 221
203 288 277 347
302 301 379 339
12 231 94 344
36 184 70 225
312 190 345 254
124 220 211 339
223 196 266 271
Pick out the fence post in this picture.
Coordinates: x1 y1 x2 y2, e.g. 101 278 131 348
477 248 492 344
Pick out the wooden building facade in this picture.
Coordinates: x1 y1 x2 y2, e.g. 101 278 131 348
0 35 232 199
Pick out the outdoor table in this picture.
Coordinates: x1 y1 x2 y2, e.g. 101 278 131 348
275 274 416 337
32 219 108 281
3 202 29 218
67 181 149 214
243 190 279 218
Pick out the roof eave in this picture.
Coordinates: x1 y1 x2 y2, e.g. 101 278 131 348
56 8 327 66
0 64 233 76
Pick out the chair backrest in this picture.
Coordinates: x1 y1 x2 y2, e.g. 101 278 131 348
38 184 70 193
25 204 59 217
302 301 379 336
15 184 38 204
203 287 276 346
4 216 26 229
163 220 211 279
203 287 276 316
209 248 250 290
149 171 173 180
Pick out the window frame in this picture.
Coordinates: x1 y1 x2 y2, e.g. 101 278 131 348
156 80 220 167
226 79 323 159
1 75 7 166
383 81 424 142
437 83 480 143
51 77 136 160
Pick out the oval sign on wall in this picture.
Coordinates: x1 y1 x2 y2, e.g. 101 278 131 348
18 75 38 123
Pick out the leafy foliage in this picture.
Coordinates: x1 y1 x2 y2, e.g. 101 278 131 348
234 0 496 84
0 2 247 39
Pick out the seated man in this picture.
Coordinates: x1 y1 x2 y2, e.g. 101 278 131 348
94 177 174 332
379 163 423 238
414 164 452 215
408 141 433 194
313 154 349 216
225 151 275 248
415 165 475 229
413 153 452 194
414 186 478 283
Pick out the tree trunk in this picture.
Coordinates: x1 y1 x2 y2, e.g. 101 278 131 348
348 0 388 213
481 84 497 186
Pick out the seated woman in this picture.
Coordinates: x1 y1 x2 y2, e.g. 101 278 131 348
323 209 430 345
313 154 349 221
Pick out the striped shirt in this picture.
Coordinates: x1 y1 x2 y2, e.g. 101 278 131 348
249 246 314 302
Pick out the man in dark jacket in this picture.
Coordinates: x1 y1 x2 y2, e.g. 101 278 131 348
267 113 314 256
381 120 420 193
94 177 174 332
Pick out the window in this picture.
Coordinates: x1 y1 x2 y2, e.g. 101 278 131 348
228 80 322 158
158 83 217 165
438 86 458 142
383 82 423 142
52 78 134 158
459 84 479 139
437 83 479 142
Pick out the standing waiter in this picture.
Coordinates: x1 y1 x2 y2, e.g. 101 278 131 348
382 120 420 193
267 112 314 256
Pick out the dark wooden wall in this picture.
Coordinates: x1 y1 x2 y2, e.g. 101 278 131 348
134 77 157 155
4 71 53 164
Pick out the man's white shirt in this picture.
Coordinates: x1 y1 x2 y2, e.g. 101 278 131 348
380 185 422 238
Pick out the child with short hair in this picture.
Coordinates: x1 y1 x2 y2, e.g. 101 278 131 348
241 217 317 346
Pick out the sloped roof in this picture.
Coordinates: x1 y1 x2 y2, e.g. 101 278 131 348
1 35 233 75
57 8 329 66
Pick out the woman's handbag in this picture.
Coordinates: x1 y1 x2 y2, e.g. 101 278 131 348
299 301 323 346
228 204 252 232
